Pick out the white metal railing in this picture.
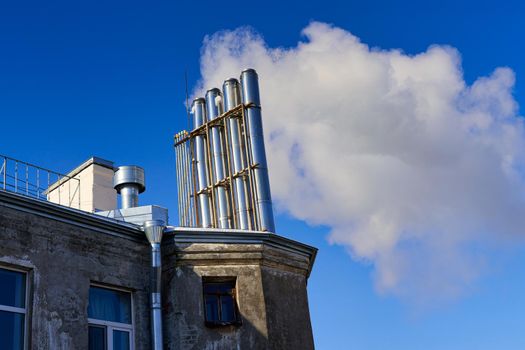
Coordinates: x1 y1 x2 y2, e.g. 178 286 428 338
0 154 80 208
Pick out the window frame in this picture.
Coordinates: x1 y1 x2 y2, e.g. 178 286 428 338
0 265 30 350
87 283 134 350
202 277 241 327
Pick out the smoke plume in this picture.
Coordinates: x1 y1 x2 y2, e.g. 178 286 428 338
195 22 525 303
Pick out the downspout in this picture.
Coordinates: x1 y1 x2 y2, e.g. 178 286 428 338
143 220 165 350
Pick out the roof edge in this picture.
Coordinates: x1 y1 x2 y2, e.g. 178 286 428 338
164 227 318 278
0 190 144 242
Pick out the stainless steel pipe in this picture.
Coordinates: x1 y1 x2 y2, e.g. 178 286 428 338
192 98 213 227
240 69 276 232
175 132 191 226
223 78 252 230
143 220 165 350
175 133 183 224
180 133 193 226
174 70 277 232
206 88 232 229
120 185 140 208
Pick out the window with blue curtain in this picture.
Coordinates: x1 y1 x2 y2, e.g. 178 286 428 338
87 285 133 350
0 268 27 350
88 286 131 324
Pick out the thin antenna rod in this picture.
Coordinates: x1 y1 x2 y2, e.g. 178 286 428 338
185 70 190 130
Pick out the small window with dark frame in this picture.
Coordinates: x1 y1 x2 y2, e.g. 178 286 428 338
202 278 240 326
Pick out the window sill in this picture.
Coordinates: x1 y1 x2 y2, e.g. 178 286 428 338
205 320 242 328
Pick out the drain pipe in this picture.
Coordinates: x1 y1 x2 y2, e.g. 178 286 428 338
143 220 165 350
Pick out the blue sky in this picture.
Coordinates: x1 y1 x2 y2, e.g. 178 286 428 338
1 1 525 349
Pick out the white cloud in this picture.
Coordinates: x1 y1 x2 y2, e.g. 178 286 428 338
195 22 525 303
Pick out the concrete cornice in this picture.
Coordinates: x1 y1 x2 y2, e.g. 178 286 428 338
0 190 144 241
164 228 317 278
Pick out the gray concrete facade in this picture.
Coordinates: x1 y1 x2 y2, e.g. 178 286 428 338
162 231 316 350
0 190 317 349
0 190 152 349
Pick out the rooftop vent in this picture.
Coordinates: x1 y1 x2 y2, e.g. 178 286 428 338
113 165 145 209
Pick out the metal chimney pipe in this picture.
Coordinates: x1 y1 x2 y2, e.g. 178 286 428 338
175 131 194 227
240 69 276 232
143 220 165 350
223 78 252 230
113 166 145 209
192 98 213 227
205 88 232 229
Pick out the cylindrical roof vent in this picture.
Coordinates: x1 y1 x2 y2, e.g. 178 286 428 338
113 165 145 209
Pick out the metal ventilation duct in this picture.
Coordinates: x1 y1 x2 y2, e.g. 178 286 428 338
205 88 232 229
223 78 252 230
192 98 213 228
174 69 275 232
240 69 275 232
174 131 194 227
113 165 145 209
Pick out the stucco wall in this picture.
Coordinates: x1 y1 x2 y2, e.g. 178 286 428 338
47 162 116 213
0 202 151 350
162 238 316 350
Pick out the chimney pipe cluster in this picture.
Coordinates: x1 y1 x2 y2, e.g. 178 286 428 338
174 69 275 232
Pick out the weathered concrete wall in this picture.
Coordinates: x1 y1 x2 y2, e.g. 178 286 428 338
0 200 151 350
261 245 315 349
162 235 316 350
262 266 314 349
163 263 269 350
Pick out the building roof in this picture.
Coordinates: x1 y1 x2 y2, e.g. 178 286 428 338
0 189 317 275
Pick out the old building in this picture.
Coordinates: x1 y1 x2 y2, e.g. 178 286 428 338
0 69 317 349
0 185 315 350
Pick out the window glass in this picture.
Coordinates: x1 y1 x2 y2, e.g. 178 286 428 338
0 269 26 308
88 286 133 350
204 295 219 322
203 283 231 294
88 287 131 324
220 295 235 322
0 310 25 350
113 330 130 350
88 326 106 350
